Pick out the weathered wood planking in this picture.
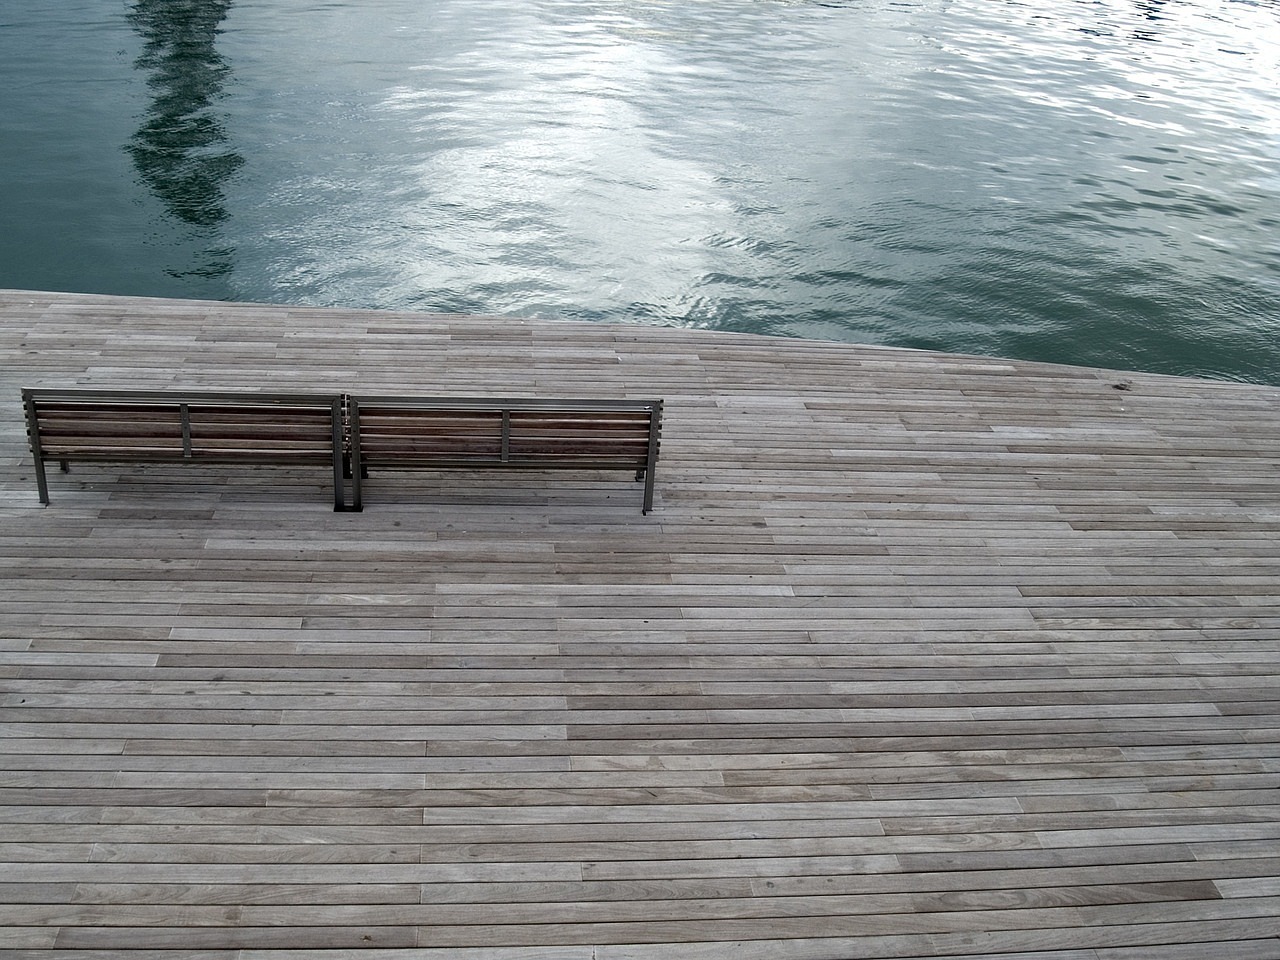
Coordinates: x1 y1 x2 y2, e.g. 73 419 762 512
1 288 1278 957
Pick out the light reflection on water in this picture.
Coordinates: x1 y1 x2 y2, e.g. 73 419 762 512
0 0 1277 382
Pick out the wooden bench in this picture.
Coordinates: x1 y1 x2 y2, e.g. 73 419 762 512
23 390 664 513
346 396 662 513
22 389 348 510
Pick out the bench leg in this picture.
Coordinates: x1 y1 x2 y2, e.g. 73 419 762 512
349 452 364 512
331 442 349 511
33 453 50 506
334 455 353 511
347 399 365 511
350 469 364 512
642 468 655 515
330 399 353 511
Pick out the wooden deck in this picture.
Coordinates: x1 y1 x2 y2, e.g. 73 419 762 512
1 288 1278 959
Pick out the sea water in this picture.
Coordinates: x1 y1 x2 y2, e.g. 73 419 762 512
1 0 1277 381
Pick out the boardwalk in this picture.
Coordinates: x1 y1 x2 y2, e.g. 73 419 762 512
1 289 1278 959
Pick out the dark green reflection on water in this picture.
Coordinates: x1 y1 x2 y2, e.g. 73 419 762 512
127 0 241 276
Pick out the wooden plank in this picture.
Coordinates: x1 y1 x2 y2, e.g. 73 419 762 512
1 289 1278 956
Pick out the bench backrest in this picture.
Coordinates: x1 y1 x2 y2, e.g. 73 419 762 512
23 389 343 464
346 396 662 513
22 389 348 509
348 396 661 468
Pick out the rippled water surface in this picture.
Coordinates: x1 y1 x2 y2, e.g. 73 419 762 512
2 0 1278 380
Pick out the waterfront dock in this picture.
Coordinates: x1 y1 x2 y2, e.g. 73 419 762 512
1 289 1278 958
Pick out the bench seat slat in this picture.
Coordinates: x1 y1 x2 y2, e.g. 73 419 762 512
36 445 184 458
39 427 183 441
189 428 337 441
36 405 180 417
358 425 503 437
39 424 335 440
359 453 648 465
36 449 337 463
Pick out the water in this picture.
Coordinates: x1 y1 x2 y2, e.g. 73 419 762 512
2 0 1278 382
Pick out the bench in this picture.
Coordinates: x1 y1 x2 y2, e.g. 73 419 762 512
23 390 664 513
347 396 662 513
22 389 348 510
